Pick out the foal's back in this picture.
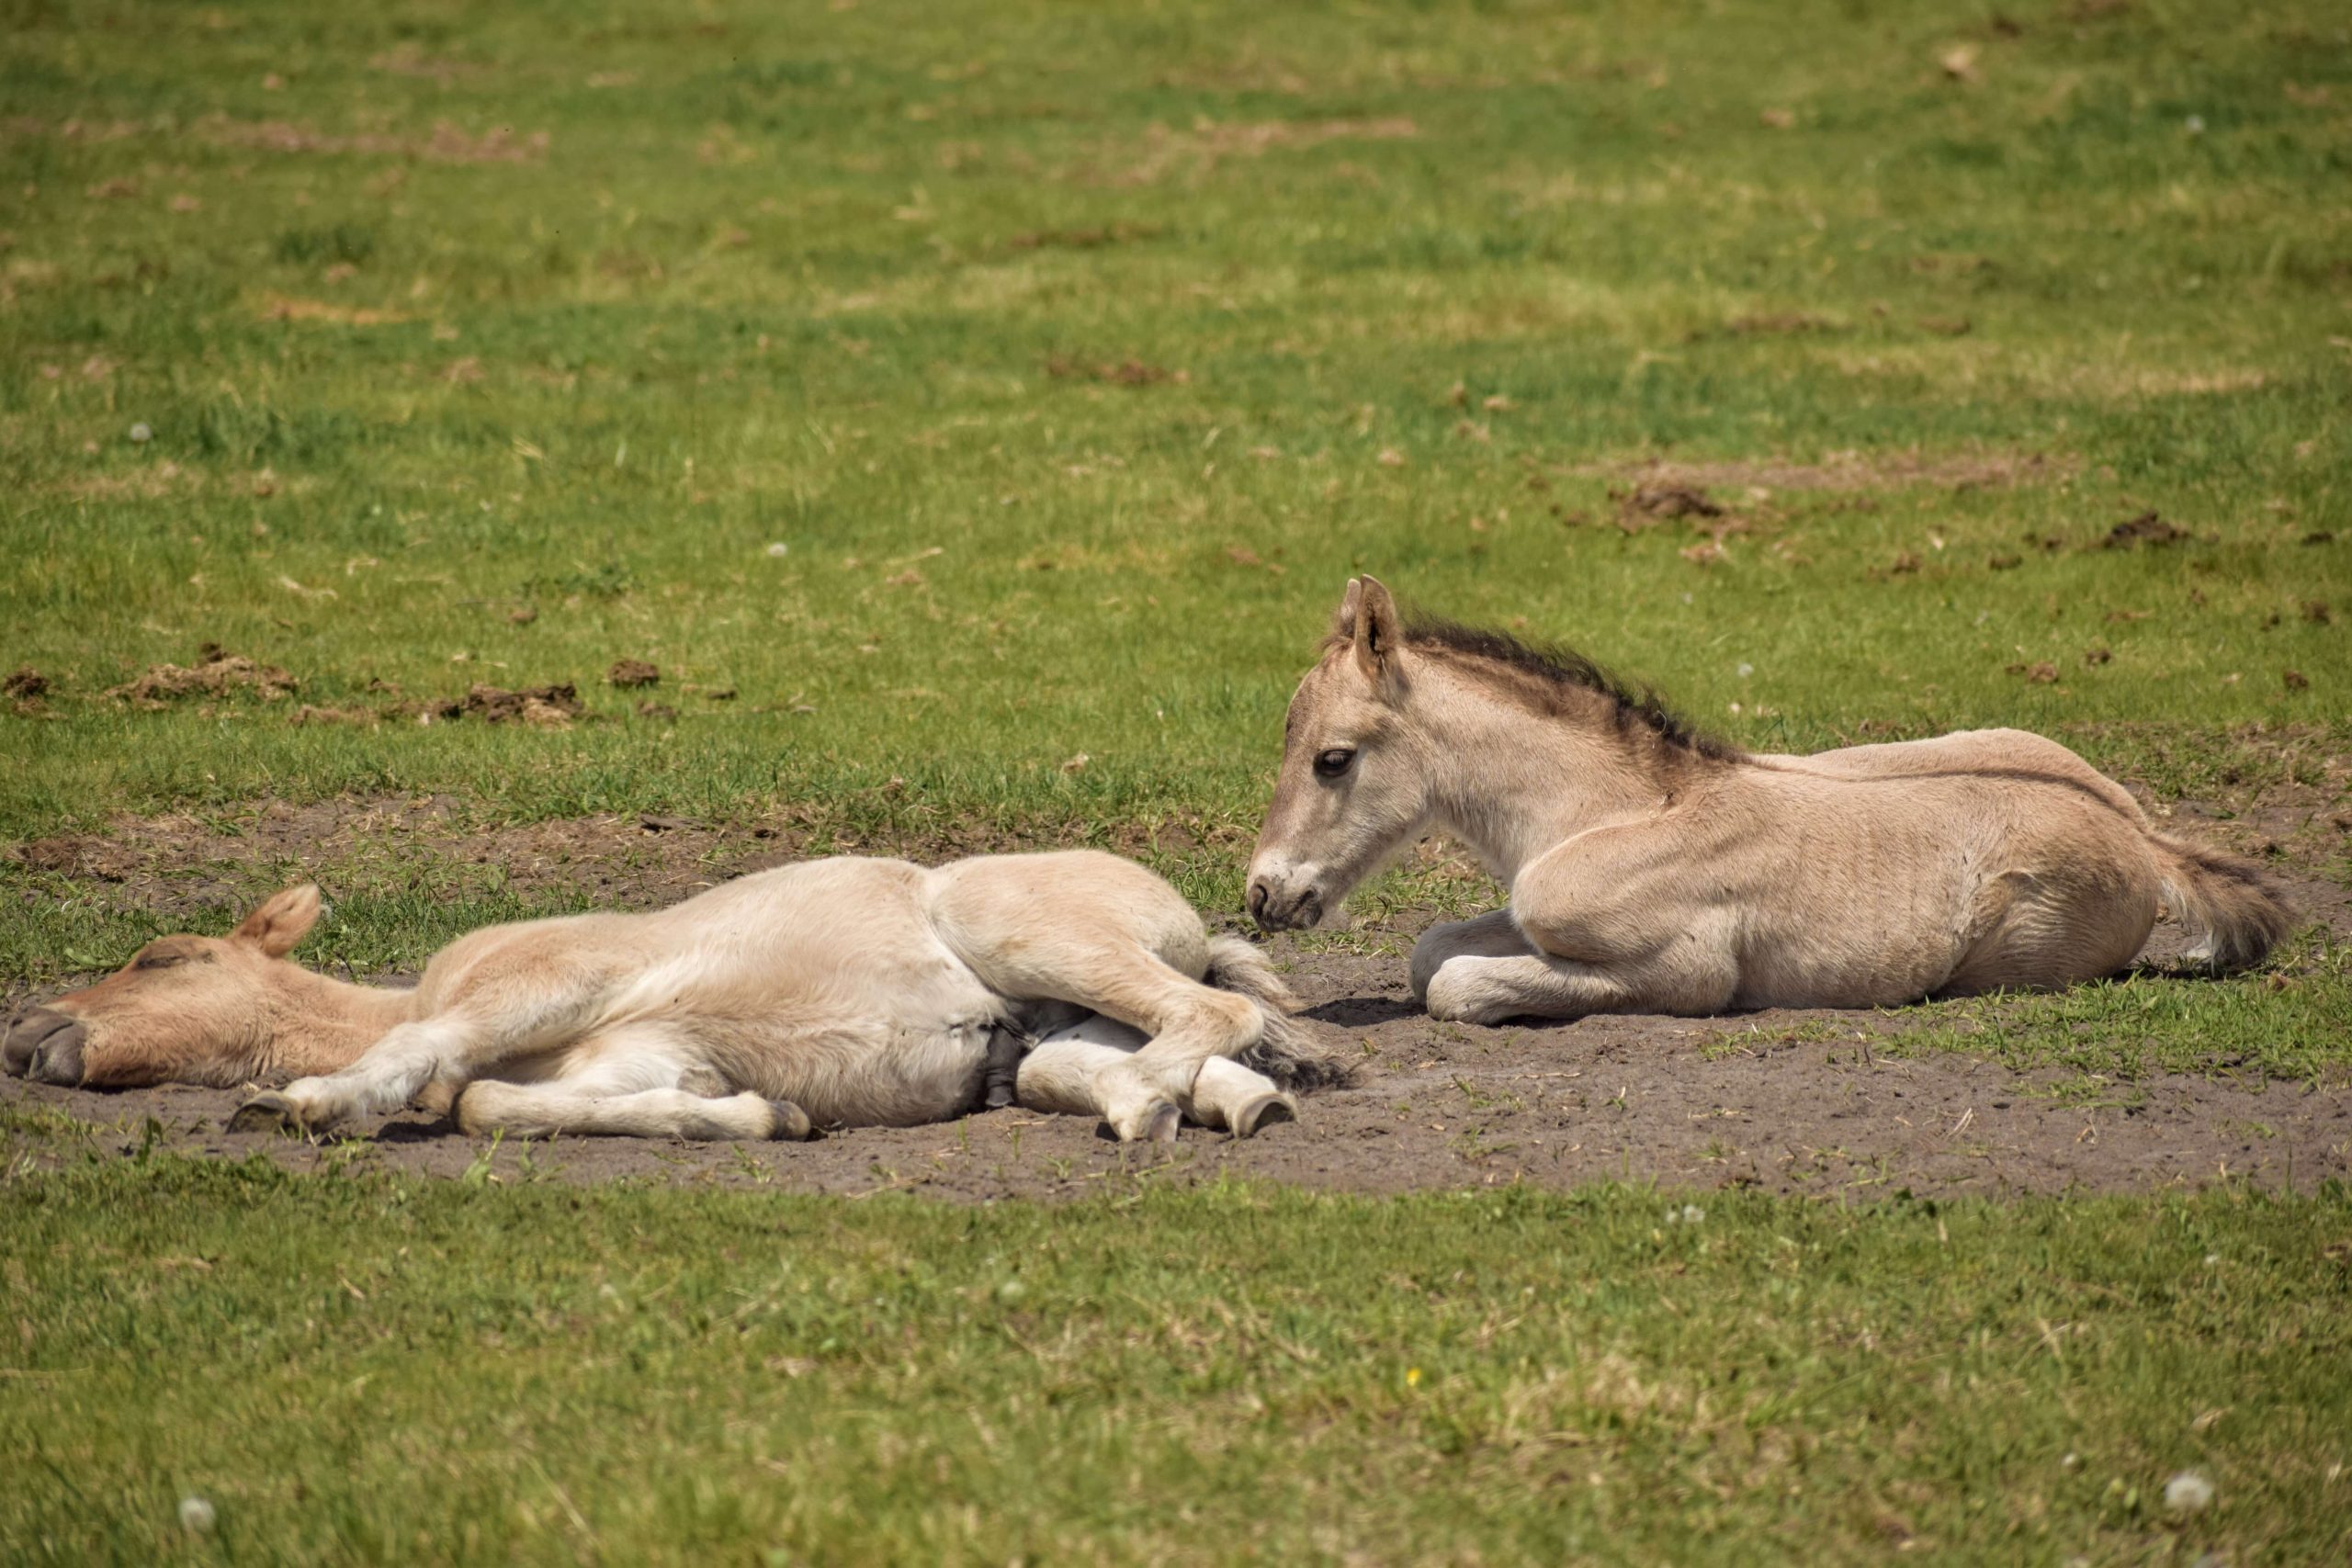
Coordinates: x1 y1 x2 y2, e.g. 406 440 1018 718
1756 728 2147 823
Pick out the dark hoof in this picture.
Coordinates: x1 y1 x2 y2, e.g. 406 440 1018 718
228 1092 306 1135
1232 1093 1298 1140
766 1100 815 1141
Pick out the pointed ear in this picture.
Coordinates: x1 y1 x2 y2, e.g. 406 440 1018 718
1330 577 1364 641
232 885 322 958
1351 575 1403 679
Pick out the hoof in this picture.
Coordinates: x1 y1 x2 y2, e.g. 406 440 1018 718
766 1100 815 1141
1230 1092 1298 1140
1096 1100 1182 1145
228 1092 306 1136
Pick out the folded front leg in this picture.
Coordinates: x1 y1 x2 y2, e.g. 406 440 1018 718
1409 908 1533 1004
232 1017 480 1134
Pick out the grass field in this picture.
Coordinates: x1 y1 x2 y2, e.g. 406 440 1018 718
5 0 2352 1560
2 1155 2347 1564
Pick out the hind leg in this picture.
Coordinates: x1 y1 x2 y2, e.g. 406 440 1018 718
1017 1017 1295 1138
930 853 1272 1141
451 1081 810 1141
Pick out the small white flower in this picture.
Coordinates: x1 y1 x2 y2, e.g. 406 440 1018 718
1680 1203 1705 1224
2061 1451 2080 1471
2184 115 2206 134
2164 1470 2214 1515
129 423 153 443
178 1495 216 1533
2203 1254 2220 1267
1736 662 1754 679
765 542 789 558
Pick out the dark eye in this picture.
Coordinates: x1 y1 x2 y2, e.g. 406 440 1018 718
134 953 183 971
1312 747 1356 779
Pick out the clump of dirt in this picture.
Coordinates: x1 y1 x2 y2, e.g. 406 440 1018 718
607 659 661 689
107 649 298 708
439 683 582 728
2099 511 2192 548
1611 482 1724 532
4 666 50 716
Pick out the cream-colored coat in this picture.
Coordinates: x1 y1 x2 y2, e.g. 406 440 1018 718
1246 577 2292 1025
6 852 1329 1143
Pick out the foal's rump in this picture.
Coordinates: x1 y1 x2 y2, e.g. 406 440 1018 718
1749 746 2287 992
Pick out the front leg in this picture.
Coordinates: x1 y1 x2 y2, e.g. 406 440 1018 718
232 1018 476 1134
1422 951 1638 1025
1409 908 1533 1004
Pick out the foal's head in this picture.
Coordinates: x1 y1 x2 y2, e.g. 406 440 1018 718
3 886 323 1088
1247 577 1428 931
1248 577 1736 931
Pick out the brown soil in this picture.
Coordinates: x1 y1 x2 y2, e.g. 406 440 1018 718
6 796 2347 1202
106 649 298 708
1579 448 2077 495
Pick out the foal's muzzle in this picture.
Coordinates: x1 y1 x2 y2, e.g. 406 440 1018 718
4 1008 86 1086
1246 876 1321 933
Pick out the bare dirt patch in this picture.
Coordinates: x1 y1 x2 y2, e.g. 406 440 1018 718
1578 448 2076 495
6 788 2348 1201
6 933 2346 1201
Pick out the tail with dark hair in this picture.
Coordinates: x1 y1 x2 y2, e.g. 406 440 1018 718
1203 935 1355 1091
2152 833 2294 972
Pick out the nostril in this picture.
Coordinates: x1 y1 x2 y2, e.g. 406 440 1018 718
1246 878 1270 919
28 1026 85 1087
5 1008 69 1077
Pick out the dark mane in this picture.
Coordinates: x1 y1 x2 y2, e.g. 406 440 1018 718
1397 615 1744 762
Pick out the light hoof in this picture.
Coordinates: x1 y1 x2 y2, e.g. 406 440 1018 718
1099 1100 1182 1144
228 1091 307 1136
1230 1091 1298 1140
766 1100 815 1141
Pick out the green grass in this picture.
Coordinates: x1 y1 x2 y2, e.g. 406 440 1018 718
5 6 2352 1557
1881 928 2352 1093
3 0 2346 874
0 1156 2346 1564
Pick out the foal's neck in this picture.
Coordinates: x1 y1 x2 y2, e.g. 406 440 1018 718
262 964 422 1077
1422 673 1718 884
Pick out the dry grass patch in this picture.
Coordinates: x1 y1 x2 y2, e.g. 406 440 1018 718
1577 447 2078 495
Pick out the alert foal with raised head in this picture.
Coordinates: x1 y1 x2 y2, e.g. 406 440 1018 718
1247 577 2291 1025
6 851 1337 1143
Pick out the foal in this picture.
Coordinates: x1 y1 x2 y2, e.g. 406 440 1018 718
1247 577 2291 1024
6 852 1335 1142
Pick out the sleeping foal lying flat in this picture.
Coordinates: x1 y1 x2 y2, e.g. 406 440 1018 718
1246 576 2293 1024
4 851 1337 1143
